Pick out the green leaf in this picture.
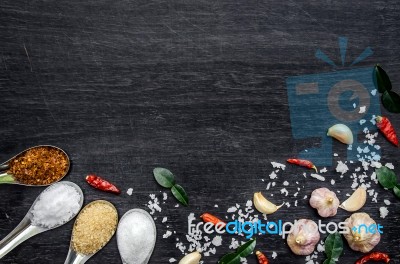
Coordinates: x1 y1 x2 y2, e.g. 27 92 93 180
376 166 398 189
324 233 343 263
394 185 400 199
153 167 175 188
218 239 256 264
374 64 392 93
382 91 400 113
171 184 188 206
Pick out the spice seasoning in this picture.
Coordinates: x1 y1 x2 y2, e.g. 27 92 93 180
287 159 318 172
117 209 156 264
8 146 69 185
256 250 269 264
376 116 398 147
72 200 118 255
355 252 390 264
86 174 120 194
200 213 226 228
30 182 82 228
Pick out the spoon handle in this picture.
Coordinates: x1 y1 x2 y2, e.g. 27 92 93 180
64 249 91 264
0 173 15 184
0 164 9 171
0 217 44 259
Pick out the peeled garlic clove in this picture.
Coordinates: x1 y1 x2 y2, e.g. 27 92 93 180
287 219 320 255
179 251 201 264
253 192 283 215
339 187 367 212
344 212 380 253
327 124 354 144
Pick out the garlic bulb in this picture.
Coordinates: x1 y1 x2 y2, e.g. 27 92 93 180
309 188 339 217
339 187 367 212
253 192 283 215
287 219 320 255
179 251 201 264
344 213 380 253
327 124 354 145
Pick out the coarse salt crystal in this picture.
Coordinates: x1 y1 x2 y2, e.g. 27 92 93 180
163 230 172 238
271 162 286 170
385 163 394 169
272 251 277 259
283 181 289 186
336 161 349 174
126 188 133 196
359 106 366 113
310 173 325 181
212 236 222 247
169 258 177 263
379 207 389 219
384 199 391 206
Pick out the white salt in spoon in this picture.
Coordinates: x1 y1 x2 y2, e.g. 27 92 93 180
0 181 83 259
117 209 157 264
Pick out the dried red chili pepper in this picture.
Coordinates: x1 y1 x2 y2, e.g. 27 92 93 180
200 213 226 228
376 116 398 147
256 250 269 264
287 159 318 172
86 174 121 194
355 252 390 264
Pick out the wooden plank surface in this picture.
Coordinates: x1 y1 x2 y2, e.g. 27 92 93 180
0 0 399 263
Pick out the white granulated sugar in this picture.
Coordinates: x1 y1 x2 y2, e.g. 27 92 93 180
162 217 168 223
272 251 277 259
371 89 377 96
269 171 277 179
384 199 391 206
359 106 366 113
126 188 133 196
280 188 289 196
385 163 394 169
271 162 286 170
163 231 173 238
31 184 81 228
169 258 177 263
319 167 327 173
310 173 325 181
117 210 157 264
336 161 349 174
212 236 222 247
380 207 389 219
331 179 335 185
283 181 289 186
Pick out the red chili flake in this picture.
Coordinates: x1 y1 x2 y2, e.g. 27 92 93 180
287 159 318 172
376 116 399 147
256 250 269 264
86 174 121 194
355 252 390 264
200 213 226 228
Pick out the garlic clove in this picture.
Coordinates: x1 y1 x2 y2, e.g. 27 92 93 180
327 124 354 145
253 192 283 215
339 187 367 212
178 251 201 264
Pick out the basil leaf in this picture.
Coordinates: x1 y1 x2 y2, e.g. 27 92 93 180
382 91 400 113
153 167 175 188
374 64 392 93
218 239 256 264
376 166 398 189
171 184 188 206
324 233 343 263
394 185 400 199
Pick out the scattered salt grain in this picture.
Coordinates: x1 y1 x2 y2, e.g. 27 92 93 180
280 188 289 196
359 106 366 113
385 163 394 170
384 199 391 206
272 251 277 259
162 217 168 223
271 162 286 170
126 188 133 196
163 231 173 238
212 236 222 247
331 179 335 185
379 207 389 219
320 167 327 173
336 161 349 174
169 258 177 263
283 181 289 186
310 173 325 181
371 89 377 96
163 192 168 200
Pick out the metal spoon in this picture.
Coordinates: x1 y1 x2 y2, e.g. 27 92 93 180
0 145 70 186
0 181 83 259
64 200 118 264
117 209 157 264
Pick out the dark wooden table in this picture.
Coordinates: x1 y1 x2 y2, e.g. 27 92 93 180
1 0 399 263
